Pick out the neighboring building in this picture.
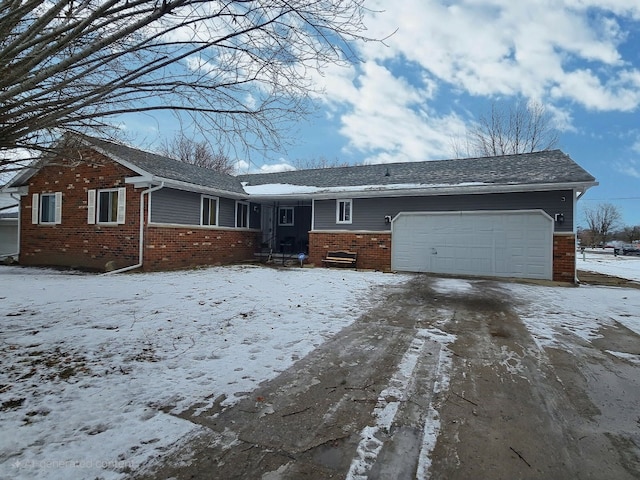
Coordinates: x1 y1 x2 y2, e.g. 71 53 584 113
2 134 597 282
0 193 19 258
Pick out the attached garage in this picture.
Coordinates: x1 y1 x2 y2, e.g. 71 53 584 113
391 210 553 280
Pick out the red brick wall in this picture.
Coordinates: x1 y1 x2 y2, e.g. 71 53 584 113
144 226 260 271
309 231 391 271
20 148 141 271
553 233 576 283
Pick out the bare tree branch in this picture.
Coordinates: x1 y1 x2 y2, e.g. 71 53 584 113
0 0 377 171
292 155 349 169
160 133 235 174
460 100 560 157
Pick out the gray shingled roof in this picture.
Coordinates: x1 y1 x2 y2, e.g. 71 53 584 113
3 134 596 195
238 150 595 188
84 136 246 194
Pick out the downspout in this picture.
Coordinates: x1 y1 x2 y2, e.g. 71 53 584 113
0 193 21 261
104 182 164 275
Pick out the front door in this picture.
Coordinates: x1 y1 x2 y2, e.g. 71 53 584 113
261 205 274 249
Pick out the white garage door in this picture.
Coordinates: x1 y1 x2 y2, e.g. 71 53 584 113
391 210 553 280
0 219 19 256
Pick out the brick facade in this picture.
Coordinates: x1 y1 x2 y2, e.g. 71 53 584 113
553 233 577 283
309 231 392 271
20 149 141 271
19 148 260 272
144 226 259 271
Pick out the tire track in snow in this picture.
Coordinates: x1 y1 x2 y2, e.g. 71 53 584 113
346 328 455 479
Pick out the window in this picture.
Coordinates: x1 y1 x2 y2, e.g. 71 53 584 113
201 196 218 226
236 201 249 228
32 192 62 224
337 199 352 224
87 188 125 225
278 207 294 226
40 194 57 223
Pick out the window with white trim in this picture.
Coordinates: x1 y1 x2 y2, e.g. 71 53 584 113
96 188 126 224
32 192 62 224
278 207 294 226
236 201 249 228
201 195 218 226
337 199 352 224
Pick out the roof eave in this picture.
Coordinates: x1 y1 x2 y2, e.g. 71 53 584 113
1 185 29 195
126 175 248 199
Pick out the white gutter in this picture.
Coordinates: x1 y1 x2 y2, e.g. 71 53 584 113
0 193 21 261
104 182 164 275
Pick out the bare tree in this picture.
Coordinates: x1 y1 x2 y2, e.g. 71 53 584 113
0 0 377 172
457 100 560 157
292 156 349 170
583 203 622 247
160 134 234 174
620 225 640 243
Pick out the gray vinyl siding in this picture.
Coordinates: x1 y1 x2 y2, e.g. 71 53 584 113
150 188 238 228
150 188 200 225
218 197 235 227
313 190 574 233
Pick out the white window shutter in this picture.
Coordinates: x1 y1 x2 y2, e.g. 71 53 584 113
117 187 126 224
87 190 96 224
54 192 62 224
32 193 39 224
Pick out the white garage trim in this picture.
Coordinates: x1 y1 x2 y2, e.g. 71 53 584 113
391 210 553 280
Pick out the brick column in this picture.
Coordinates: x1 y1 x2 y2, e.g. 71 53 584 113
553 233 576 283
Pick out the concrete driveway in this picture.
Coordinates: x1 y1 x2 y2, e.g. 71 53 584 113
137 274 640 479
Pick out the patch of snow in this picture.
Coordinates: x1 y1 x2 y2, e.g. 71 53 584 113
431 278 475 294
242 182 488 196
506 283 640 349
577 250 640 282
605 351 640 365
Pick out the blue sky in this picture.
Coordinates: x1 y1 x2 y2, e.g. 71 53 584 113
124 0 640 228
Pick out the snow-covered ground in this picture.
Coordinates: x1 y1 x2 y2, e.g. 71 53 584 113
577 249 640 282
1 260 640 480
0 265 408 479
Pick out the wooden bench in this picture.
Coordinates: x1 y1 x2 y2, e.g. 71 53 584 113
322 250 357 268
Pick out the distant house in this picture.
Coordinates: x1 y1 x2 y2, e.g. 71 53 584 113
2 133 597 282
0 192 19 258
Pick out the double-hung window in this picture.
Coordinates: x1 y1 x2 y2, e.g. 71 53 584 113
87 188 126 224
236 201 249 228
31 192 62 224
337 199 352 224
278 207 294 226
201 196 218 226
98 190 119 223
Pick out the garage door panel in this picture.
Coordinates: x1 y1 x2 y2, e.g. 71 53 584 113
392 211 553 280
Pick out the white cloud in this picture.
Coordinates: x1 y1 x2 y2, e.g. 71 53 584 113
331 61 467 162
233 159 295 174
312 0 640 160
255 162 296 174
616 159 640 179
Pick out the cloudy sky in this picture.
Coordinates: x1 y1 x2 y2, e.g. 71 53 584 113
129 0 640 227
